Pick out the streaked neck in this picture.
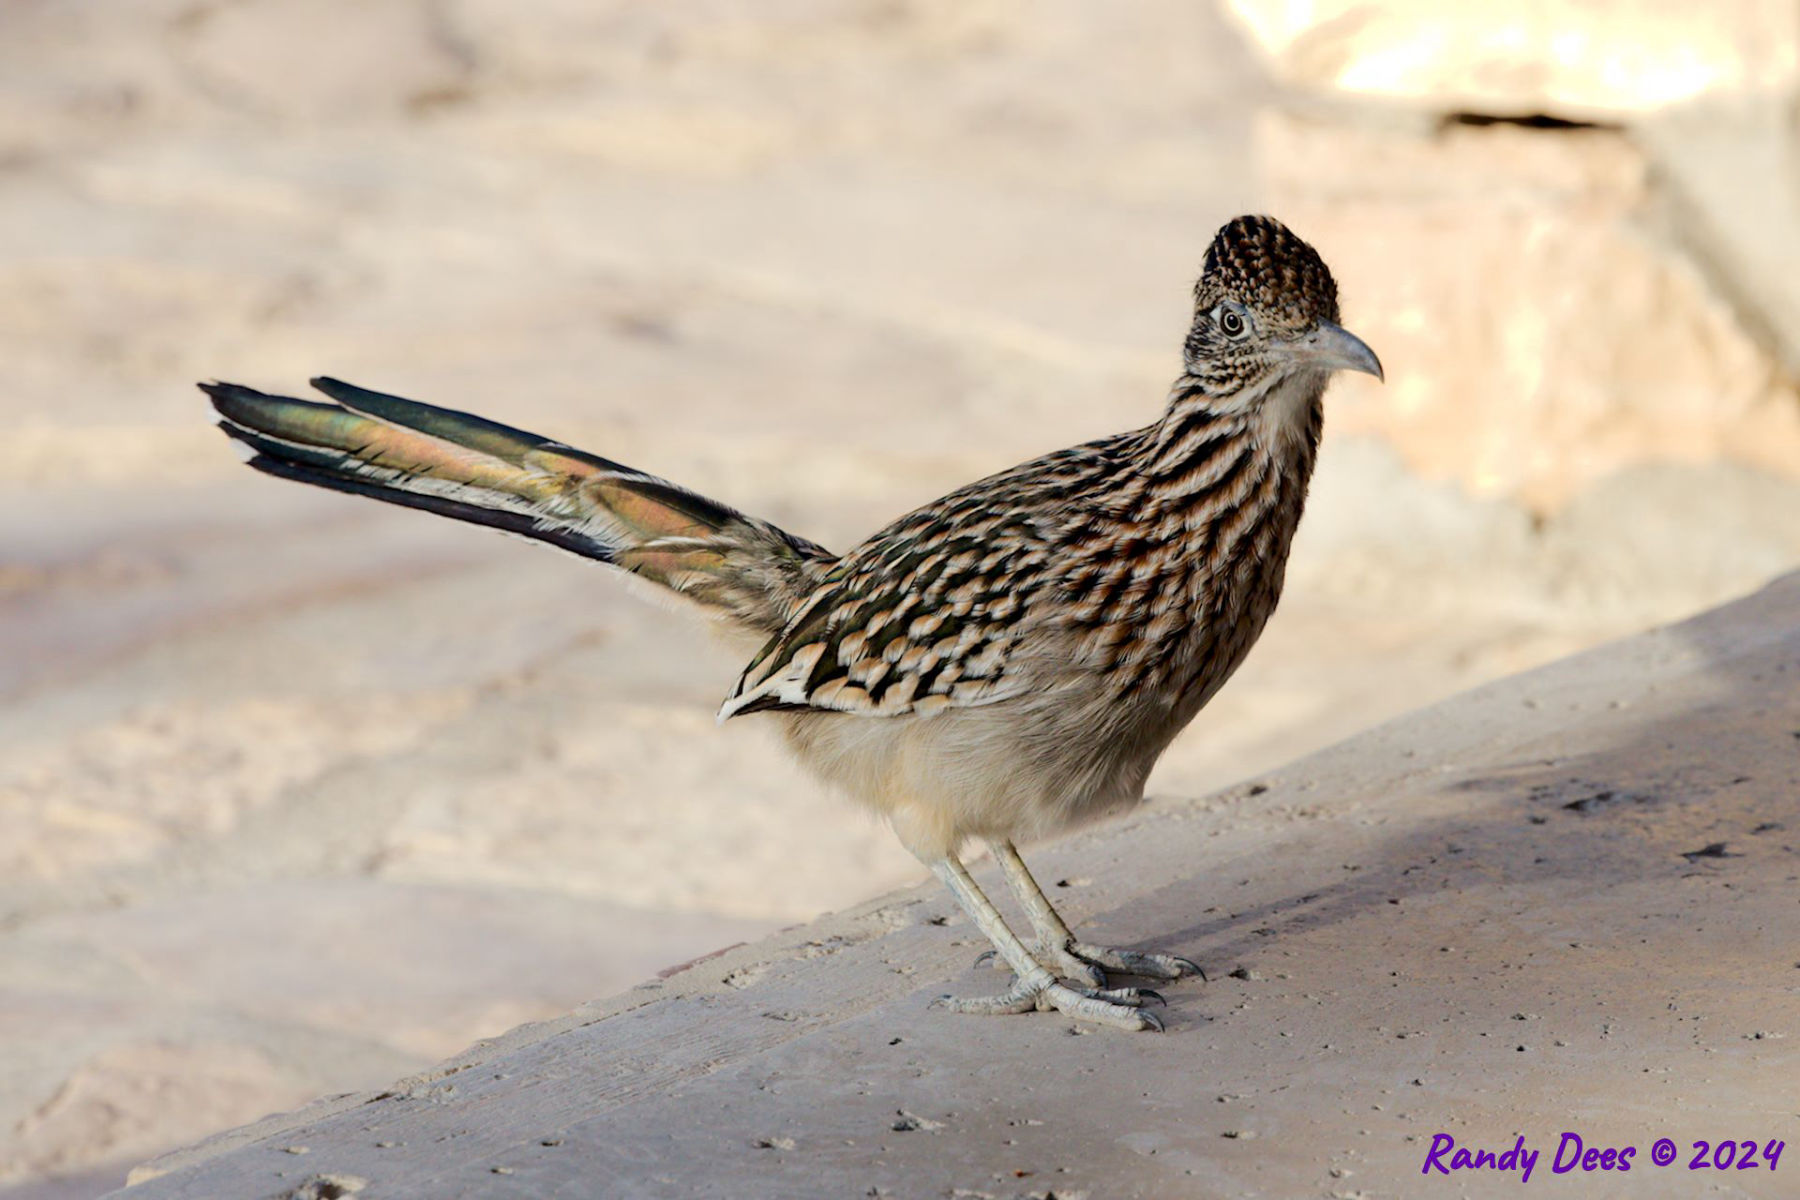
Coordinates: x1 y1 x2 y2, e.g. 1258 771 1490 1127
1141 369 1325 483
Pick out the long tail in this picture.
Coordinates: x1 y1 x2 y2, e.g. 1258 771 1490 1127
204 377 835 636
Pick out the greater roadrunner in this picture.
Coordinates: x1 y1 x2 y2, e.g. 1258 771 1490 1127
204 215 1380 1032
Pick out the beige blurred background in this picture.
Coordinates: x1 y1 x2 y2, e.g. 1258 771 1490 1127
3 2 1798 1195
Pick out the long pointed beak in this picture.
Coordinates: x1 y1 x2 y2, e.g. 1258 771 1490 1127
1291 321 1383 381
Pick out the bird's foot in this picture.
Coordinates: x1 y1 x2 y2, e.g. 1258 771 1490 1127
1066 941 1204 982
932 974 1163 1032
974 940 1201 985
973 941 1107 989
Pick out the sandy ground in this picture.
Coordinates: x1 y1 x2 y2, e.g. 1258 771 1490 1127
3 2 1799 1194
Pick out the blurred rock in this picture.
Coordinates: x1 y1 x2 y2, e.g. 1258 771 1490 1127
177 0 475 123
1260 109 1800 508
1222 1 1799 119
1640 103 1800 378
0 0 475 158
9 1041 322 1188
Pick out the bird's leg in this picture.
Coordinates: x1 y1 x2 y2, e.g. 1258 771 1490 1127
926 854 1162 1032
990 839 1203 983
982 840 1106 987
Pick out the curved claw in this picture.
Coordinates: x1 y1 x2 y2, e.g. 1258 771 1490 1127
972 948 999 969
1068 941 1204 982
1077 986 1166 1008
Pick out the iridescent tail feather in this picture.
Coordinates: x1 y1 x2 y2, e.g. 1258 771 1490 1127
204 377 833 636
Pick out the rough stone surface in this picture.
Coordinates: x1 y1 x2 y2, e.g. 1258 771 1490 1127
1261 109 1800 508
1223 1 1800 118
113 573 1800 1199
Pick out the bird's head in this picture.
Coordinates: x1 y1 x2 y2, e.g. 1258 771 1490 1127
1182 215 1382 403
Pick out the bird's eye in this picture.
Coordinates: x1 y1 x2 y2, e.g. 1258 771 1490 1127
1218 307 1247 338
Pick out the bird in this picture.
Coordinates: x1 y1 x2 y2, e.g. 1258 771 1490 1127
202 214 1380 1032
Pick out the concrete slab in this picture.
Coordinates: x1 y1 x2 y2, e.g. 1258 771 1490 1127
110 572 1800 1198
